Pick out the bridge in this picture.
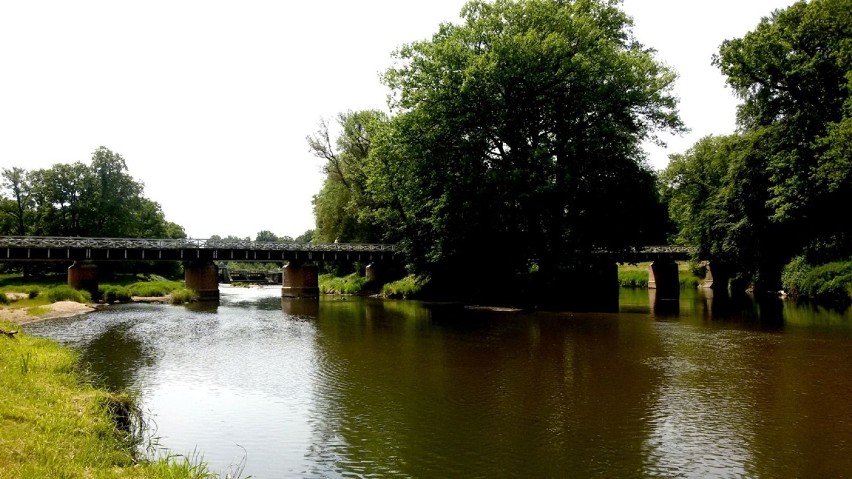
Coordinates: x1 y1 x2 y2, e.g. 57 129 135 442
0 236 396 299
0 236 719 301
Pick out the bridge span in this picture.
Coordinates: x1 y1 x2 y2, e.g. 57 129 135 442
0 236 719 302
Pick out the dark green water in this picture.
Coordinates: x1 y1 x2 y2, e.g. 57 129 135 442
27 286 852 478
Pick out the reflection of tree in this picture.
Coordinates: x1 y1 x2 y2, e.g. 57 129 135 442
78 321 156 391
307 299 664 476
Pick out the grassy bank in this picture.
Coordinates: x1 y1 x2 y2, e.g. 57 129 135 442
617 262 702 289
0 322 223 477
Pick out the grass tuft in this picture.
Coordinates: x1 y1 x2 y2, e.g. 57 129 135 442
168 288 198 305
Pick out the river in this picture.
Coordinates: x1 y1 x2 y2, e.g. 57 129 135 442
26 286 852 478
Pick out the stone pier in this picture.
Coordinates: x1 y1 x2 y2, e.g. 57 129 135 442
648 259 680 299
184 261 220 301
282 261 319 298
68 261 99 297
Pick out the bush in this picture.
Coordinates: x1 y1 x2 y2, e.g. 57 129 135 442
48 285 92 303
783 258 852 304
0 292 9 305
126 280 183 297
319 273 368 295
99 285 132 303
168 288 197 305
380 275 426 299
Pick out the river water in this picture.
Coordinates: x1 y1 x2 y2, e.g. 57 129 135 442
27 286 852 478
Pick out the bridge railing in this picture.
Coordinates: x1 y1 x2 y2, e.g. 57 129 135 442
0 236 397 253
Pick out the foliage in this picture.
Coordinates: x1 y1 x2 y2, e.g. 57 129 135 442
168 288 198 305
319 273 368 295
0 146 186 239
100 285 133 303
380 275 427 299
311 0 681 301
47 285 92 303
664 0 852 292
782 257 852 303
309 110 389 243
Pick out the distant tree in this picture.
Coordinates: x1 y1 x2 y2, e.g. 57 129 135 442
0 167 33 235
255 230 279 242
295 229 314 243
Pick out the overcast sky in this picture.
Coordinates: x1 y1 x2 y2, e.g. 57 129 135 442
0 0 798 239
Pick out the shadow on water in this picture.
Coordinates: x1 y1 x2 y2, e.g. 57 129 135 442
77 321 157 391
184 300 219 314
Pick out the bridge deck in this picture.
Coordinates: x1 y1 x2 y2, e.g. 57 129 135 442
0 236 396 263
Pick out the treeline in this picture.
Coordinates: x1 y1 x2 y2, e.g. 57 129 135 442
311 0 851 304
0 146 184 239
661 0 852 301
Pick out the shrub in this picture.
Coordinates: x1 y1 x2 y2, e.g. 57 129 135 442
783 258 852 304
99 285 132 303
168 288 198 305
380 275 426 299
48 285 92 303
0 292 9 305
319 273 367 295
28 288 39 299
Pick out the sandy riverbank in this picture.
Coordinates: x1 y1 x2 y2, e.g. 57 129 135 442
0 300 97 326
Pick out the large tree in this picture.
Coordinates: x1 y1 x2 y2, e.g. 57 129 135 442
367 0 681 294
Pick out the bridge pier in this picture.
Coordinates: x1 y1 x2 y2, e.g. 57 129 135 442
282 261 319 298
68 261 99 297
648 259 679 299
185 261 220 301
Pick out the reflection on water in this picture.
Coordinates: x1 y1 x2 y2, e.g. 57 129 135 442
26 286 852 478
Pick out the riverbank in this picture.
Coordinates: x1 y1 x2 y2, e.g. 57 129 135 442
0 321 223 477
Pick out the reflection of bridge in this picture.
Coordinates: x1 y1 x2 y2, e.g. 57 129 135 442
0 236 721 302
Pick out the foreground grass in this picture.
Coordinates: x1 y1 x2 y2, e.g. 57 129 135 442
0 322 220 478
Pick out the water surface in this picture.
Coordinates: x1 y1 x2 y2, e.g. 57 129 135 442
28 286 852 478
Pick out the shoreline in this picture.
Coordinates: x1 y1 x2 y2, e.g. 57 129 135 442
0 296 170 326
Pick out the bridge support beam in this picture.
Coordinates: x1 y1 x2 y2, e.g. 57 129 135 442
185 261 220 301
68 261 98 298
648 259 679 299
282 261 319 298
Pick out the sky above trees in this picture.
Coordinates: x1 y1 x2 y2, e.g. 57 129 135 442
0 0 797 239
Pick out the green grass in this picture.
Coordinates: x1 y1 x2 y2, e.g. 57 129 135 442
0 322 222 478
319 273 368 295
168 288 198 305
618 262 703 289
380 275 427 299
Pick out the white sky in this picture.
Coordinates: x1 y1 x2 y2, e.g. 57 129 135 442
0 0 797 239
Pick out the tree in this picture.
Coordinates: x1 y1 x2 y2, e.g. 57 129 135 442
369 0 682 296
0 167 33 235
309 110 389 243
